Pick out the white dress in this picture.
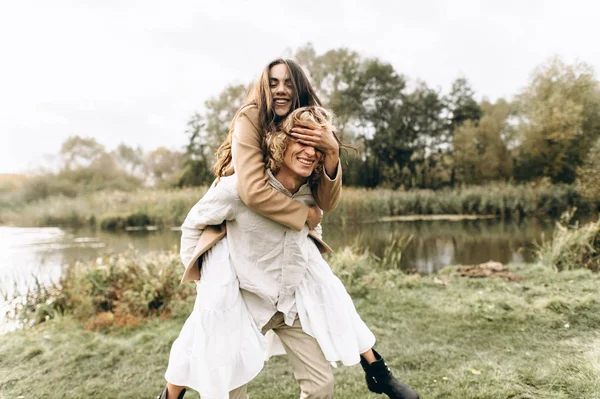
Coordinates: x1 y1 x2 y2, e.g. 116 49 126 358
165 174 376 399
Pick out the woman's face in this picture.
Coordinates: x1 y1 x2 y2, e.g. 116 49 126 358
269 64 294 117
281 139 322 179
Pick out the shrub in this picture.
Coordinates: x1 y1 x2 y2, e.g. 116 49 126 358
536 209 600 271
6 250 195 331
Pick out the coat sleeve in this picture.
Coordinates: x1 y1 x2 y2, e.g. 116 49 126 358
179 183 237 267
313 161 342 212
232 108 309 231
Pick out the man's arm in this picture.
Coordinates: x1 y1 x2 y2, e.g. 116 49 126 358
180 184 237 266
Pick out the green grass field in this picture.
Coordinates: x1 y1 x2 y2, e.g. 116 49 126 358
2 263 599 399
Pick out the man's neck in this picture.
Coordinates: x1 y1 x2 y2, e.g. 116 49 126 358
274 168 306 194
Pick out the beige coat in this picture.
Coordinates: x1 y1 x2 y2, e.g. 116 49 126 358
181 106 341 283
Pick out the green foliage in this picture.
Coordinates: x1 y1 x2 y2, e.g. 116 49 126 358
99 212 155 231
3 184 593 229
295 44 449 189
0 187 208 228
178 84 247 187
447 77 483 134
60 136 107 170
453 99 515 183
577 136 600 201
326 236 412 296
536 209 600 271
515 57 600 183
325 183 585 224
5 249 195 331
144 146 185 186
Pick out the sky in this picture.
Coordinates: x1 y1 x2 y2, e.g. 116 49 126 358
1 0 599 174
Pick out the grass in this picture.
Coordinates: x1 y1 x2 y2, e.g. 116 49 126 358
2 258 600 398
0 187 208 228
536 210 600 271
1 183 597 229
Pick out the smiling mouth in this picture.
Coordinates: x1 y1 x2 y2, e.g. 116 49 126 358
274 99 290 106
297 157 314 166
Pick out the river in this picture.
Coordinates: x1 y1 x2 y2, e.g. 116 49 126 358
0 217 559 292
0 217 570 332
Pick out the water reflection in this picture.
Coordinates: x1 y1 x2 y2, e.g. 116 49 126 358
322 218 556 273
1 218 558 295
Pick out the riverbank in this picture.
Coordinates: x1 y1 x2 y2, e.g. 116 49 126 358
0 183 596 230
1 261 599 398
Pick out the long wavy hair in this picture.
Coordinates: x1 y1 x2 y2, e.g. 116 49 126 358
213 58 324 178
266 106 334 187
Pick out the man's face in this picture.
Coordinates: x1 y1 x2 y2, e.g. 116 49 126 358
269 64 294 117
281 139 322 179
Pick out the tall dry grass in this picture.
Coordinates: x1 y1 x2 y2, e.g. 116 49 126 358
536 209 600 271
1 183 595 228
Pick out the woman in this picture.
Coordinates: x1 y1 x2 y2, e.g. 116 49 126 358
188 58 343 268
159 106 419 399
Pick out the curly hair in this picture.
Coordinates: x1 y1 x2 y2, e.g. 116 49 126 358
265 106 335 187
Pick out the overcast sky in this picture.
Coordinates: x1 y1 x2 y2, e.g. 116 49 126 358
1 0 598 174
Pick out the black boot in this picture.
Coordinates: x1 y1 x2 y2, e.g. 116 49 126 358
156 386 186 399
360 349 419 399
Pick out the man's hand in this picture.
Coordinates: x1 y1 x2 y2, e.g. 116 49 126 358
306 205 323 230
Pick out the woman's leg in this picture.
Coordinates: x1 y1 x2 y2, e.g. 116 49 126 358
166 383 186 399
156 384 186 399
360 348 419 399
361 348 377 364
229 384 248 399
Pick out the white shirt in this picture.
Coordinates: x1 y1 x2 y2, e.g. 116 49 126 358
180 171 318 330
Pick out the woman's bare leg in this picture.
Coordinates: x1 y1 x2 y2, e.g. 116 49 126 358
166 382 186 399
361 348 377 364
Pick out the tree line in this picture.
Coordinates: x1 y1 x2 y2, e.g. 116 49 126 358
5 43 599 205
181 44 600 197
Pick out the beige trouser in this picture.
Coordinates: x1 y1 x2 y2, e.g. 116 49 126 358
229 312 334 399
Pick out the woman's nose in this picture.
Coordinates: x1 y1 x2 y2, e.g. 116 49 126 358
275 82 287 94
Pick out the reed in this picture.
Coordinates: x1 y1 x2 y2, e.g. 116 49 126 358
326 182 589 224
0 183 595 228
536 209 600 271
0 187 208 228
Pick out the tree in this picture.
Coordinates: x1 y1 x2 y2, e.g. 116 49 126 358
453 99 514 183
295 44 364 139
179 84 248 186
113 143 145 178
577 136 600 201
57 136 142 191
357 60 448 188
515 57 600 183
446 77 483 135
59 136 106 170
145 147 184 185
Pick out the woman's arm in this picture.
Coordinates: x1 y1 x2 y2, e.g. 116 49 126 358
232 107 315 232
313 159 342 212
180 183 238 266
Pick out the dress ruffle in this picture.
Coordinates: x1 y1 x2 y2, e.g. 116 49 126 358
165 239 266 399
165 239 376 397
